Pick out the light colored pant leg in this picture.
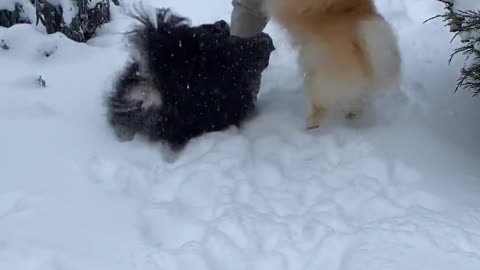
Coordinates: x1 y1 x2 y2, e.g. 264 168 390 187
230 0 268 38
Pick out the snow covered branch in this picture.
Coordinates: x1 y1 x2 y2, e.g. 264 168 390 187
427 0 480 96
0 0 120 42
0 1 31 27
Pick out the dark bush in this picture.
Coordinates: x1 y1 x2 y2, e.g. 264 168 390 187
427 0 480 96
0 3 30 27
1 0 121 42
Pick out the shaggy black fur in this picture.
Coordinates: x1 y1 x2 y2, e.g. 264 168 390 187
106 7 275 150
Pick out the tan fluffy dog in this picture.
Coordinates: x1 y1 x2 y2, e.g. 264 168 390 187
262 0 401 129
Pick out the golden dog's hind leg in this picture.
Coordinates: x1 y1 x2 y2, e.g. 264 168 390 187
306 103 327 130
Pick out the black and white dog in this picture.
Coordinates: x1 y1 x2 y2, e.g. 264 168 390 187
106 7 275 150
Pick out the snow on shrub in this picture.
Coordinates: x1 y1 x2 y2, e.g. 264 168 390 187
0 0 120 42
427 0 480 96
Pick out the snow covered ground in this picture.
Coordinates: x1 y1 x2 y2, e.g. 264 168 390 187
1 0 480 269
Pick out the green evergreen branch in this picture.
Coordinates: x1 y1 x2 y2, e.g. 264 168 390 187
426 0 480 97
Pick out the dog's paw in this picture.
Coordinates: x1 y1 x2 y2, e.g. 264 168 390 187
344 100 364 121
344 107 368 128
306 116 321 130
345 111 359 120
306 105 326 130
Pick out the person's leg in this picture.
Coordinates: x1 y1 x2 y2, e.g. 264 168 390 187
230 0 269 38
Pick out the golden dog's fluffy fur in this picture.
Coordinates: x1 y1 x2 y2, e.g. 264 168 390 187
262 0 402 129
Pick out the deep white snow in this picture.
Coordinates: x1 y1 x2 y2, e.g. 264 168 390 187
1 0 480 269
